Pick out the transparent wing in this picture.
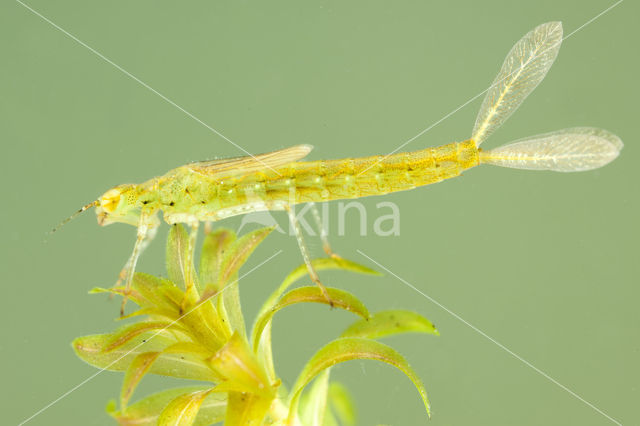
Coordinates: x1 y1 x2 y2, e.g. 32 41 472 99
472 22 563 146
479 127 623 172
186 144 313 177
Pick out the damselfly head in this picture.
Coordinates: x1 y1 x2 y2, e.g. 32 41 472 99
49 184 141 236
96 184 140 226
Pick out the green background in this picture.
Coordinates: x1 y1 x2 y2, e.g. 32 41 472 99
2 1 637 425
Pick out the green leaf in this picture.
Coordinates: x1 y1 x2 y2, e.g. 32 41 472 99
120 351 161 410
299 369 331 426
327 382 356 426
217 278 246 340
113 273 230 351
162 341 212 358
73 332 218 381
199 228 236 290
258 257 380 319
214 227 274 339
110 386 226 426
287 337 431 424
341 310 439 339
89 286 147 308
252 257 380 386
252 286 370 353
100 321 183 353
157 388 216 426
166 224 192 288
118 307 166 322
217 226 274 286
323 410 339 426
209 332 274 396
178 303 231 351
224 391 274 426
284 257 381 287
131 272 182 314
256 321 277 383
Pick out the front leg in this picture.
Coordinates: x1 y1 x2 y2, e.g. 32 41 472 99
118 209 158 315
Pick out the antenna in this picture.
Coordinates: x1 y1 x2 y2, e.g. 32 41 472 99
49 201 99 237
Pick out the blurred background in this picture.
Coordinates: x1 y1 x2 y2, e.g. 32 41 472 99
2 1 637 424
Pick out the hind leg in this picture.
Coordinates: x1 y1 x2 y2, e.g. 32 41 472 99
284 204 334 307
308 202 341 259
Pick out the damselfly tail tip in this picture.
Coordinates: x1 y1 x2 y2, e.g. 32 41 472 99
479 127 623 172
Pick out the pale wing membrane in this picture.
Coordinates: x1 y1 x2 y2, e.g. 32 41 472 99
187 144 313 178
479 127 623 172
472 22 563 146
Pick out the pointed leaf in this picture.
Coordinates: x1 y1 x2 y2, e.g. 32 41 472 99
132 272 182 313
110 386 226 426
217 227 274 286
101 321 182 353
162 342 212 357
259 257 380 319
73 332 218 381
299 369 331 426
199 228 236 290
158 388 216 426
256 321 277 383
328 382 356 426
197 284 219 305
217 279 247 340
166 224 192 288
209 332 274 396
106 274 229 350
323 410 339 426
281 258 381 290
184 306 231 351
174 298 230 351
287 337 430 424
89 286 147 307
224 391 274 426
252 286 369 352
118 307 168 322
254 258 380 376
213 227 274 339
121 351 162 410
341 310 439 339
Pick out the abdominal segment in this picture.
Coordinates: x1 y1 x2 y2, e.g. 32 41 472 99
159 140 479 224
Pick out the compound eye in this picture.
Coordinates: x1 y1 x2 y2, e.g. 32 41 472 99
99 188 122 213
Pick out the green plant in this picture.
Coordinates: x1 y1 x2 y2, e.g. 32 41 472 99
74 225 438 425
